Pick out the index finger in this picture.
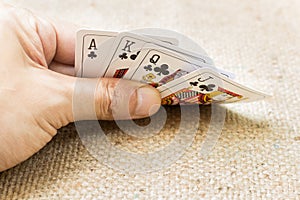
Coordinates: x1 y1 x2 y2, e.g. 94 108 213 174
35 14 80 66
50 19 80 65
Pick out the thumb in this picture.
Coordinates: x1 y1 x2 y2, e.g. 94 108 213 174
61 74 161 121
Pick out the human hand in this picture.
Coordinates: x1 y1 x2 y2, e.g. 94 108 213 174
0 4 160 171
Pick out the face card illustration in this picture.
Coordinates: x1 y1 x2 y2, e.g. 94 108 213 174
126 49 198 87
158 68 270 105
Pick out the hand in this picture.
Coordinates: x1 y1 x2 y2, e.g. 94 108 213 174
0 4 161 171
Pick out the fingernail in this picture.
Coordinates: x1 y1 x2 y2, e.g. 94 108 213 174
135 86 161 117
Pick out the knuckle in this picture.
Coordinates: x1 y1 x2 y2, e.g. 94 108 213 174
95 79 114 120
94 79 141 120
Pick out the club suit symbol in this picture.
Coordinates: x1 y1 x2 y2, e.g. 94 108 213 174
154 64 169 76
199 84 216 92
144 65 153 71
119 53 128 60
88 51 97 59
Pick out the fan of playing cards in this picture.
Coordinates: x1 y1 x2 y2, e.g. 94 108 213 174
75 29 269 105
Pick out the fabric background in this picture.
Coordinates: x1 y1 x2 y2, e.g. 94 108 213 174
0 0 299 199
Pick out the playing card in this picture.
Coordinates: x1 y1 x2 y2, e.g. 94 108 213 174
158 68 270 105
102 32 214 78
75 30 179 78
143 34 179 46
75 30 117 77
105 41 235 83
124 48 199 86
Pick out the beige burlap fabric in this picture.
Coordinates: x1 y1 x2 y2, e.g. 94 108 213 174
1 0 299 199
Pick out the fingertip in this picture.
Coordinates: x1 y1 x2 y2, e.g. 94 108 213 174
133 85 161 118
